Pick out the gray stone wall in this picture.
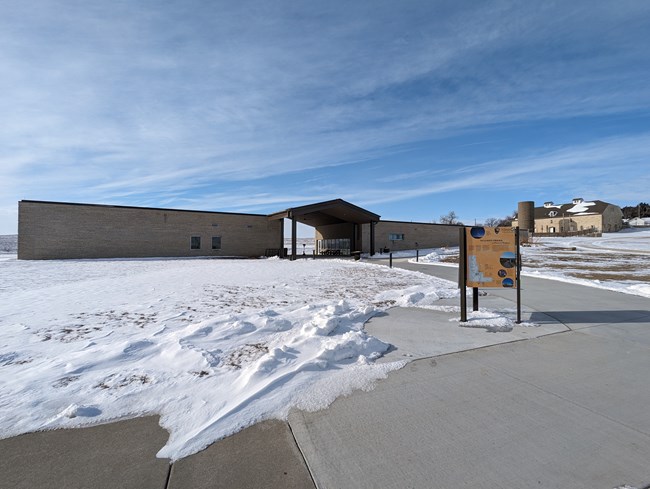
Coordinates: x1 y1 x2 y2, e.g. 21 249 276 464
602 205 624 232
18 201 282 260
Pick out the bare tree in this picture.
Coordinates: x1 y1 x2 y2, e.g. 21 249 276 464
483 217 500 227
497 210 517 227
439 210 462 225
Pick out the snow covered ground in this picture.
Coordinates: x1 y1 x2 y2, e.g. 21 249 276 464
1 228 647 461
522 228 650 298
0 256 464 460
411 228 650 299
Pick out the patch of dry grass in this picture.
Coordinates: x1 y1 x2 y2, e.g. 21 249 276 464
523 247 649 282
441 245 649 283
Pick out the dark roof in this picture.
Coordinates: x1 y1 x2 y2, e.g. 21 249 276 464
268 199 380 226
379 219 462 227
534 200 614 220
20 200 269 217
21 198 382 225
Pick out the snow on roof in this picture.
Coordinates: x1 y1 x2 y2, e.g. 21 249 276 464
543 202 561 208
566 201 596 214
534 200 613 219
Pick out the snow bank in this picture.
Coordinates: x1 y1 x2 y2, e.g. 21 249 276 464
417 247 459 264
453 310 537 333
0 257 453 460
367 247 454 260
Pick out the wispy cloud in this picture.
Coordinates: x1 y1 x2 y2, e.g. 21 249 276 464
1 1 649 232
346 132 650 206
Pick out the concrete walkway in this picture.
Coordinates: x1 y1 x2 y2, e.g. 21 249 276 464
0 416 170 489
288 260 650 488
1 260 649 489
0 417 315 489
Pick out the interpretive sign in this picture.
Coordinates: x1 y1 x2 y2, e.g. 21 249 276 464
458 226 521 323
465 226 517 288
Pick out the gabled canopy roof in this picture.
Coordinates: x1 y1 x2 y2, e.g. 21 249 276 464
268 199 380 227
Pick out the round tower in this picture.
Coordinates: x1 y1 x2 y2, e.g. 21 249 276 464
517 201 535 232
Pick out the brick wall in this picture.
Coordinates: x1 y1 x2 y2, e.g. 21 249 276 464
18 201 282 260
363 221 460 253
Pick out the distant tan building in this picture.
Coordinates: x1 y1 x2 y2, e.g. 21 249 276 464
18 199 462 260
512 198 623 235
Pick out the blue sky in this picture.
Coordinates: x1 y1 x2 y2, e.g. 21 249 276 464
2 0 650 235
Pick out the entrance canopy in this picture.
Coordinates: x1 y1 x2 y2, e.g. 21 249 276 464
268 199 380 259
268 199 380 226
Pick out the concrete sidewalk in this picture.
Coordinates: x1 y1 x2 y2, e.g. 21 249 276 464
0 416 170 489
2 261 649 489
288 260 650 488
0 417 315 489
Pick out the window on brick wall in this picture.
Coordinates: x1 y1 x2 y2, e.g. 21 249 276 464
190 236 201 249
388 233 405 241
212 236 221 249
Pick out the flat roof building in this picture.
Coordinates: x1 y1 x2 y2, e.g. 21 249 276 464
18 199 462 260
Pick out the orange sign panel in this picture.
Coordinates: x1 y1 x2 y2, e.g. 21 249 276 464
465 226 517 288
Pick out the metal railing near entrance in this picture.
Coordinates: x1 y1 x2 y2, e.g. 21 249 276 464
316 238 351 256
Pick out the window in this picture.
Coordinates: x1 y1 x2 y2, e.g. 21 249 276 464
388 233 405 241
212 236 221 250
190 236 201 249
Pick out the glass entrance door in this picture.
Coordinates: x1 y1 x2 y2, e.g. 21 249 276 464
316 238 351 256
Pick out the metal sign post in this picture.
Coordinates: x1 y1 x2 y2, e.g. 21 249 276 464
516 227 521 324
459 228 467 322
